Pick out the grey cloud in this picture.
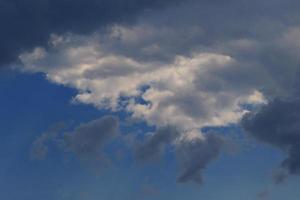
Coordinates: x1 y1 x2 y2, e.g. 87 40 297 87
19 0 300 100
57 1 300 98
273 170 289 185
176 134 225 184
83 64 138 80
145 0 300 97
59 0 300 66
135 126 180 162
0 0 181 67
31 116 119 162
64 116 119 160
257 188 270 199
30 122 66 160
242 98 300 179
135 126 226 184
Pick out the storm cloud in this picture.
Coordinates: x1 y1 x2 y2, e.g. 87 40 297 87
242 98 300 178
0 0 180 67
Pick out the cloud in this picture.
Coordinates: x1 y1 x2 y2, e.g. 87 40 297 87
175 133 225 184
135 126 180 162
0 0 181 67
20 0 300 185
20 33 262 133
19 1 300 135
31 116 119 162
135 126 227 183
242 98 300 179
273 170 289 185
64 116 119 160
30 122 66 160
257 188 270 199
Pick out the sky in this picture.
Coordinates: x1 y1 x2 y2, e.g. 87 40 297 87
1 0 300 199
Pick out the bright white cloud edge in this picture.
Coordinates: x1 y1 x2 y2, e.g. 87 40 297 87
19 26 266 141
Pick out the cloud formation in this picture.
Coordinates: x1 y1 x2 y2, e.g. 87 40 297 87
20 32 262 133
20 0 300 184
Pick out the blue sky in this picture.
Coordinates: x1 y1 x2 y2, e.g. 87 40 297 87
1 70 300 200
1 1 300 199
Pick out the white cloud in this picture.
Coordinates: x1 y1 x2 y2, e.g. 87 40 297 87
19 29 264 136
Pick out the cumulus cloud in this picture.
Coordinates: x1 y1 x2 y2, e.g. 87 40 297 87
19 32 262 133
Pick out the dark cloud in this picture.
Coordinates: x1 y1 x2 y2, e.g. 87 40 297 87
242 98 300 179
0 0 181 67
135 126 180 162
31 116 119 162
135 126 227 184
257 188 270 199
176 134 225 184
273 170 289 185
64 116 119 160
